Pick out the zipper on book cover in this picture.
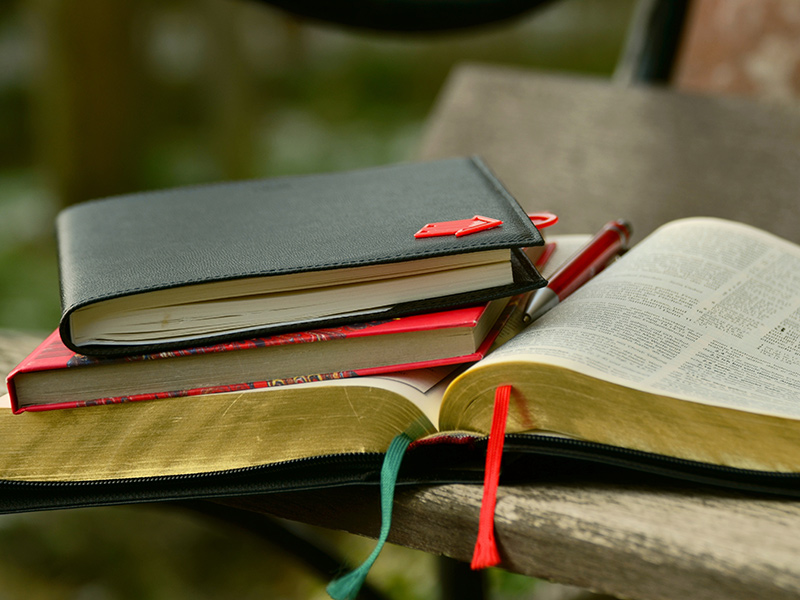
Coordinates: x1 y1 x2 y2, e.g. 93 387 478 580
502 433 800 492
0 452 388 513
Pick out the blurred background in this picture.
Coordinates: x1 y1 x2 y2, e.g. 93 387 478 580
0 0 635 335
3 0 799 597
0 2 634 597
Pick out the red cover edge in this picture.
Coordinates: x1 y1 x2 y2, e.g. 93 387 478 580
6 331 68 414
6 301 502 414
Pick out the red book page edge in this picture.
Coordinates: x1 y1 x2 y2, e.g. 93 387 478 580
6 303 497 414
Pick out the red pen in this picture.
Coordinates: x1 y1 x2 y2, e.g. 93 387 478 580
522 219 633 324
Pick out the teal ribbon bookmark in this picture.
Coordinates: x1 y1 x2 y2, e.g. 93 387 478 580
326 431 414 600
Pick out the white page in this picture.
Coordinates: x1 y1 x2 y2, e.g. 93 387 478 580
483 218 800 419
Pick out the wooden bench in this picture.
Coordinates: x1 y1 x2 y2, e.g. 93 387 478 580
210 66 800 599
4 65 800 599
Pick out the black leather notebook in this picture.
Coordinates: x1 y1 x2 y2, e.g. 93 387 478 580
56 157 545 356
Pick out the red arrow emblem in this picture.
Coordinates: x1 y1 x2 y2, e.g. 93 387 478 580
415 215 503 238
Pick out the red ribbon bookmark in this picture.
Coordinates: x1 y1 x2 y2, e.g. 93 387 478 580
471 384 512 570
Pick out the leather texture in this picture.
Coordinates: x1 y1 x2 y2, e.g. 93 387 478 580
57 157 545 355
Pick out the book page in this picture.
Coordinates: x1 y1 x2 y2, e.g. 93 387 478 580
368 367 456 424
249 366 456 428
482 218 800 419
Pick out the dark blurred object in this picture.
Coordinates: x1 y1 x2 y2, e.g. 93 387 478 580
614 0 691 84
259 0 691 86
255 0 556 32
32 0 632 208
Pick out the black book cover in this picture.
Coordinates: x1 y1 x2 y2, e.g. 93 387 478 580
56 156 546 356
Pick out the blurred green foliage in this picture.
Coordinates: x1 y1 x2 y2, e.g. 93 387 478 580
0 505 442 599
0 0 635 334
0 1 635 598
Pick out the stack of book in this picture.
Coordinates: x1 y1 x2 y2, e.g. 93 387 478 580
3 156 800 517
7 156 548 412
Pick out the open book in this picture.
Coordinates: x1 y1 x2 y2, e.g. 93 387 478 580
1 218 799 514
444 216 800 474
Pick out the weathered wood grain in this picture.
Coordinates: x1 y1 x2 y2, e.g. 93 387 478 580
219 480 800 600
418 64 800 245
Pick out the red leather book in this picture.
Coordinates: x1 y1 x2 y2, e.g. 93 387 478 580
6 297 515 413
